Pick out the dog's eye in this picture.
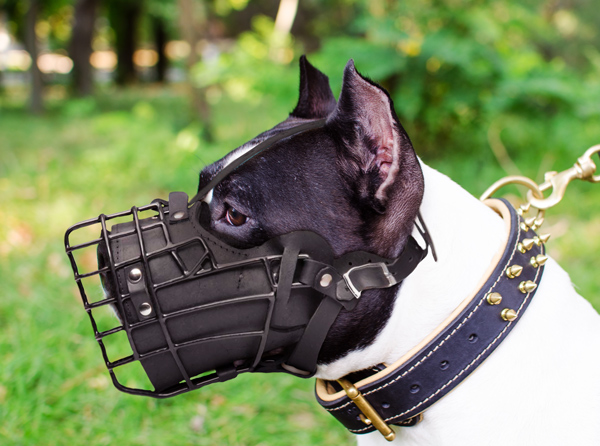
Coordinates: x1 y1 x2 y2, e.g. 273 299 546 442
225 206 247 226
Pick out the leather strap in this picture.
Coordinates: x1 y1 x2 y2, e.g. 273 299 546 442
190 119 327 205
316 199 545 434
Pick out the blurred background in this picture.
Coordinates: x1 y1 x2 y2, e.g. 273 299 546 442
1 1 599 445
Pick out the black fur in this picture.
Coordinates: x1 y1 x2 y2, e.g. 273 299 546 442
291 55 337 119
198 57 424 365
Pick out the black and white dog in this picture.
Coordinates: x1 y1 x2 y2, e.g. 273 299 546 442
198 57 600 445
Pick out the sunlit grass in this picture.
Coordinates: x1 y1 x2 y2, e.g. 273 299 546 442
1 84 598 446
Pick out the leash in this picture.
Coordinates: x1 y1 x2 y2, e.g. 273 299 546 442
317 143 600 441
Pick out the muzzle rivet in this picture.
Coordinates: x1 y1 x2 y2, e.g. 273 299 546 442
172 211 185 220
501 308 518 322
139 302 152 316
128 268 142 283
320 273 333 288
486 292 502 305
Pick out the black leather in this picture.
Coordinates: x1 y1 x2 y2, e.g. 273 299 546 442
316 199 545 434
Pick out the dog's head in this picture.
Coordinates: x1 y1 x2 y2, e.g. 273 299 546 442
65 57 428 397
199 57 424 364
201 57 423 260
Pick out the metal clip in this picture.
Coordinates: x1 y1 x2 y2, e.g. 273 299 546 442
526 145 600 210
337 378 396 442
480 144 600 219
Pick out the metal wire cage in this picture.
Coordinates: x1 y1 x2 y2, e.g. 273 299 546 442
63 199 310 398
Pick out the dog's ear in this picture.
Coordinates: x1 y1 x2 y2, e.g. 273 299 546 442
291 55 337 119
329 60 422 214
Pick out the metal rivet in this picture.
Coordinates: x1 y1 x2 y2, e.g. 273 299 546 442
505 265 523 279
501 308 518 321
486 292 502 305
519 280 537 294
320 273 333 288
139 302 152 316
173 211 185 220
128 268 142 283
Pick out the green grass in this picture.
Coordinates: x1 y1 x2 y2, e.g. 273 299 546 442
0 85 354 446
1 84 599 445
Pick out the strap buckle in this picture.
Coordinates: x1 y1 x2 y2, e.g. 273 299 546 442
342 263 397 299
337 378 396 442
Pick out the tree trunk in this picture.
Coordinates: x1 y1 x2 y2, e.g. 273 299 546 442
178 0 212 141
70 0 99 96
153 17 167 83
109 0 141 85
24 0 43 114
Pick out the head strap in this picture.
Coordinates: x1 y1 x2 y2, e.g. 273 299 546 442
190 118 327 205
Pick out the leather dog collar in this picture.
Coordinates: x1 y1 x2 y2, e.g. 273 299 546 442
315 198 546 440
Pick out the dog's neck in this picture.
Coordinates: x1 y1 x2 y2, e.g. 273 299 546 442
316 161 506 380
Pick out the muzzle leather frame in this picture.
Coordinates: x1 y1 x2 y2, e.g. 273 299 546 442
64 119 433 398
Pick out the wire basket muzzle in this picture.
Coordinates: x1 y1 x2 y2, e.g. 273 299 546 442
65 198 334 397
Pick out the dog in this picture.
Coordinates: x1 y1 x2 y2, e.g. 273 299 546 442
197 56 600 445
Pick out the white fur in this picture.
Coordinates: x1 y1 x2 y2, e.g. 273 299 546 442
316 162 600 445
202 140 261 204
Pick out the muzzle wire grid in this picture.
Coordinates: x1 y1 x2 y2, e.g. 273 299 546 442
65 199 302 398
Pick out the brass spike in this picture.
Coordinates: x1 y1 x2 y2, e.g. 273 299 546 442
539 233 551 244
517 208 523 216
530 254 548 268
525 216 536 228
520 203 531 213
518 238 535 253
532 217 544 230
501 308 518 322
533 236 541 246
486 292 503 305
520 222 529 231
519 280 538 294
505 265 523 279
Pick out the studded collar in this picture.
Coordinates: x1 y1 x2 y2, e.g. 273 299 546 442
315 198 547 441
